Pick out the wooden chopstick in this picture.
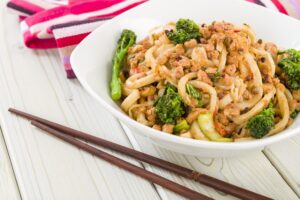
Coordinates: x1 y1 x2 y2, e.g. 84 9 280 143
9 108 271 200
31 120 211 200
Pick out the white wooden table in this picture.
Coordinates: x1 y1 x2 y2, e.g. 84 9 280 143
1 1 300 199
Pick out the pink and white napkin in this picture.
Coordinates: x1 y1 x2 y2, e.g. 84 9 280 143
7 0 299 78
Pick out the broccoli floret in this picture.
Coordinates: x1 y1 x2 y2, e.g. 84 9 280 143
278 49 300 90
166 18 201 44
154 84 185 124
110 29 136 100
186 84 203 107
173 119 190 133
291 110 299 119
246 104 275 138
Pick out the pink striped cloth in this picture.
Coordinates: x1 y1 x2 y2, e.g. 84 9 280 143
7 0 300 78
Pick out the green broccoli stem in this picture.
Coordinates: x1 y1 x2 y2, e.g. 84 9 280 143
111 50 126 100
186 84 203 107
173 120 190 133
110 29 136 100
110 75 122 100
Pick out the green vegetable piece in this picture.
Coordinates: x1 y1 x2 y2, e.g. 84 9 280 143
110 29 136 100
173 120 190 133
166 18 201 44
197 112 233 142
246 103 275 138
291 110 299 119
278 49 300 89
212 71 221 82
154 84 185 124
186 84 203 107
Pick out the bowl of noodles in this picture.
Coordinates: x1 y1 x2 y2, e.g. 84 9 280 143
71 0 300 157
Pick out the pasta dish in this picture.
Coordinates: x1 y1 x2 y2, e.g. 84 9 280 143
110 19 300 142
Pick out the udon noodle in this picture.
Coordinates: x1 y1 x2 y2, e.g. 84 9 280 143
117 21 300 142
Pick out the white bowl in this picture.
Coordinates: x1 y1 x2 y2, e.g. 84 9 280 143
71 0 300 157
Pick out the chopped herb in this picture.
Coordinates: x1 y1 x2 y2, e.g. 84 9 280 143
212 71 221 82
186 84 203 107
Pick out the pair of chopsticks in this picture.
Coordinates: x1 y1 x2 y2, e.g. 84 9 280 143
9 108 271 200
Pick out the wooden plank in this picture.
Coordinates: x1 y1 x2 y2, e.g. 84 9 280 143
123 124 299 200
0 4 160 200
0 128 21 200
264 137 300 198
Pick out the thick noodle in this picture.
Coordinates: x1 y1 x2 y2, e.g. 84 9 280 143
145 46 157 70
239 62 250 79
160 65 177 85
233 86 276 124
121 89 140 112
241 24 256 44
219 94 233 109
237 53 263 110
251 48 276 76
155 44 175 57
218 48 228 72
126 73 156 89
136 112 153 126
128 102 154 118
266 84 290 136
190 122 208 140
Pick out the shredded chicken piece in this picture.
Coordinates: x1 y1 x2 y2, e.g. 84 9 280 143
264 42 278 59
146 107 156 123
214 121 227 136
184 39 198 49
224 123 237 135
179 131 193 138
140 86 156 97
263 83 275 94
242 90 252 100
156 55 168 65
292 90 300 101
197 69 212 85
175 44 185 54
219 74 234 87
186 108 208 124
162 124 174 134
288 99 298 113
217 113 229 126
224 103 240 118
152 124 162 131
169 55 191 68
225 64 237 76
174 66 184 78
